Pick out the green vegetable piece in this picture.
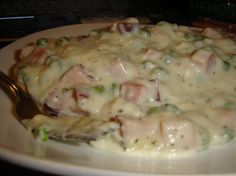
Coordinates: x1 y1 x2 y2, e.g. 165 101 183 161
147 104 181 115
94 85 105 94
36 38 48 47
111 83 120 96
185 33 206 41
223 101 236 109
203 37 213 45
162 55 173 65
184 33 196 41
147 106 165 115
201 136 210 151
222 61 230 71
111 82 119 91
141 60 156 69
62 87 72 93
150 67 168 80
23 74 31 83
222 126 235 143
230 55 236 62
34 128 49 142
55 36 70 47
111 83 119 90
18 68 31 84
227 55 236 65
166 104 181 115
18 69 26 83
197 127 210 151
140 26 151 37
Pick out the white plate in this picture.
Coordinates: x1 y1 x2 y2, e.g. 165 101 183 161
1 23 236 176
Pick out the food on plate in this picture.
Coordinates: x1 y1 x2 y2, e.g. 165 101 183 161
14 17 236 157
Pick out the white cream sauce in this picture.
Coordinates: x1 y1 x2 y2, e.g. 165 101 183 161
17 18 236 157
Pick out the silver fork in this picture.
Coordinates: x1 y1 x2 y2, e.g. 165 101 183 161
0 70 80 142
0 70 42 127
0 70 118 142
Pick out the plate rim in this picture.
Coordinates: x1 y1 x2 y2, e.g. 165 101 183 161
0 22 236 176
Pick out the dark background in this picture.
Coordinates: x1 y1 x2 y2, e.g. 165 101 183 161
1 0 235 48
0 0 235 175
0 0 191 47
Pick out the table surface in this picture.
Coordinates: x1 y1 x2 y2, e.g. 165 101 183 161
0 159 58 176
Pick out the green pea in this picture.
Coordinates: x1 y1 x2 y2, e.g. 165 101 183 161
222 126 235 143
18 68 31 84
166 104 181 115
203 37 213 44
222 61 230 71
141 60 156 69
227 55 236 65
36 38 48 47
33 128 49 142
55 36 70 47
147 104 181 115
201 136 210 150
94 85 105 94
230 55 236 62
111 83 120 96
198 127 210 151
150 67 168 80
18 68 26 83
62 87 72 93
184 33 197 41
147 106 165 115
140 26 151 37
223 101 236 109
162 55 173 65
23 74 31 83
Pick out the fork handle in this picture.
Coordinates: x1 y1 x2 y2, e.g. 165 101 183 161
0 70 22 102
